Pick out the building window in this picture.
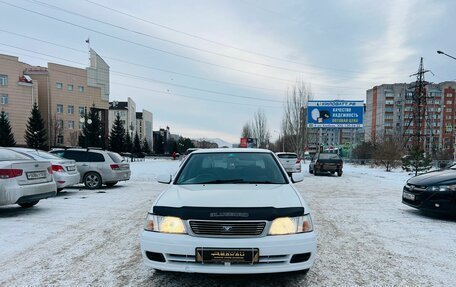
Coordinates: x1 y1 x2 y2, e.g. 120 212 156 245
385 107 394 112
446 93 453 98
78 86 84 92
446 108 452 113
0 75 8 86
57 104 63 113
446 115 452 120
79 106 85 115
446 100 452 105
68 120 74 129
1 94 8 105
68 105 74 114
67 84 74 91
79 122 84 129
385 100 394 105
56 82 63 89
56 119 63 128
57 135 64 144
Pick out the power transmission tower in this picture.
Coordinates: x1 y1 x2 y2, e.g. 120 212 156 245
408 57 432 150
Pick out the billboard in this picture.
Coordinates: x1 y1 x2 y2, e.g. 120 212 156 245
240 137 257 148
307 100 364 128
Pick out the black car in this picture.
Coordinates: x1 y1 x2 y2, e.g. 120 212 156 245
309 153 343 176
402 166 456 215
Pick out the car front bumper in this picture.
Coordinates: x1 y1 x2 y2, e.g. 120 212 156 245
402 188 456 215
140 230 317 274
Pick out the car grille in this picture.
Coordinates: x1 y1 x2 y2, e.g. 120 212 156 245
189 220 266 237
405 184 427 194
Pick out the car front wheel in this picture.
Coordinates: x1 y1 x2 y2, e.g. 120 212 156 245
84 172 102 189
18 201 39 208
337 170 343 177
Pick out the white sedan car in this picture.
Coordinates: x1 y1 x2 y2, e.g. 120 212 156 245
0 148 57 208
140 148 316 274
8 147 80 191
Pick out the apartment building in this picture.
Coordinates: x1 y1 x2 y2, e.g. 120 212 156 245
365 81 456 153
108 97 137 138
0 54 39 146
25 49 110 147
136 109 153 147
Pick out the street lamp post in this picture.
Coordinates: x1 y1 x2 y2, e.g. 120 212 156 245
437 50 456 161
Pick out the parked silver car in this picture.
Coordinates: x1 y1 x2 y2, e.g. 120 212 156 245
0 148 56 208
276 152 302 175
50 148 131 189
8 148 80 192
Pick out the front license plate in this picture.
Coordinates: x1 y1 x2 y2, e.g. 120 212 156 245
26 171 46 180
403 191 415 201
196 248 259 264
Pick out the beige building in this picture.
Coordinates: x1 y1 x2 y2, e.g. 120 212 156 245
136 109 153 148
25 49 110 147
0 54 39 146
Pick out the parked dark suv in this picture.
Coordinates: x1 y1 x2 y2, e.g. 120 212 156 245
50 148 131 189
402 166 456 215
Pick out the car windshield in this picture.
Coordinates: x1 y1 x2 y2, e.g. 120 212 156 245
277 153 297 159
319 153 340 160
175 152 287 185
0 149 33 161
28 150 63 160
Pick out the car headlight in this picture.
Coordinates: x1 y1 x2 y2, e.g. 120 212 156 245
427 185 456 192
268 214 313 235
143 214 187 234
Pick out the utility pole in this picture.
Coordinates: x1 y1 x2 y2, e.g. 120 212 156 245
409 57 431 150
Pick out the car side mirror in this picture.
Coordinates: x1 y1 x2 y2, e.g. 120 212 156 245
157 174 172 184
291 173 304 183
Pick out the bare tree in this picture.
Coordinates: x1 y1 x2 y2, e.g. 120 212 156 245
251 109 270 149
282 81 313 155
373 137 403 171
241 122 253 138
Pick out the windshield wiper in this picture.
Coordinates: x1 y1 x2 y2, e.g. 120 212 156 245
242 180 279 184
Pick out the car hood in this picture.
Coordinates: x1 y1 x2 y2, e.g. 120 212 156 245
407 169 456 186
154 184 302 209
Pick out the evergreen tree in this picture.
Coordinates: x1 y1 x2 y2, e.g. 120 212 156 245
79 105 103 148
133 132 142 154
124 132 133 153
25 103 47 150
0 111 16 147
108 113 125 153
142 138 151 154
402 145 432 176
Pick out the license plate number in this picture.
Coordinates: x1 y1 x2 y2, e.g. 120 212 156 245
27 171 46 180
196 248 259 264
403 191 415 201
66 166 76 171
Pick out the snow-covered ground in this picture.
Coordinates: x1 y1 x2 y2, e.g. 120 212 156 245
0 159 455 286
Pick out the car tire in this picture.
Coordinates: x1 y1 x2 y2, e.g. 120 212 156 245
83 172 102 189
106 181 118 187
57 188 63 193
314 170 319 176
18 201 39 208
309 168 313 174
337 170 343 177
330 171 335 175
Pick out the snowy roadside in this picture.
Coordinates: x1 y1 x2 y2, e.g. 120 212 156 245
0 160 455 286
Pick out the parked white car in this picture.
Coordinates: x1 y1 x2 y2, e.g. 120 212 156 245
0 148 57 208
8 147 80 191
276 152 302 175
140 148 316 274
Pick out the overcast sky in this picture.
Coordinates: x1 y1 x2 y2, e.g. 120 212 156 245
1 0 455 143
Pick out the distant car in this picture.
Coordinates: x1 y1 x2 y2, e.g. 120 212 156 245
402 167 456 215
141 148 316 274
309 153 343 176
276 152 301 175
0 148 56 208
50 148 130 189
8 147 80 192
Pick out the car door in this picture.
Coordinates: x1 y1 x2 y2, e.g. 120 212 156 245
86 152 106 179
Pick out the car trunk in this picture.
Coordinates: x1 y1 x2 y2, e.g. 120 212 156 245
11 161 52 185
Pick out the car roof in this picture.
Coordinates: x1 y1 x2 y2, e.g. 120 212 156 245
191 148 272 154
276 152 297 155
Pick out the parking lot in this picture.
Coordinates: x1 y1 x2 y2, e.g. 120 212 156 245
1 159 455 286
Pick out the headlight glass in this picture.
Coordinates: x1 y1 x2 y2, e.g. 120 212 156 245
427 185 456 192
268 214 313 235
143 214 187 234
